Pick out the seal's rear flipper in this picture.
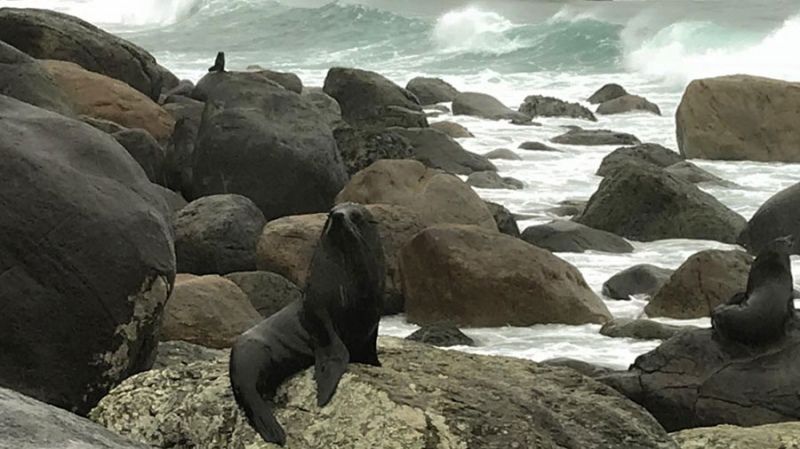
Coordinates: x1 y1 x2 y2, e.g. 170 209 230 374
313 332 349 407
349 326 381 367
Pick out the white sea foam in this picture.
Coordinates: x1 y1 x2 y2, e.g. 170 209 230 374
432 7 521 54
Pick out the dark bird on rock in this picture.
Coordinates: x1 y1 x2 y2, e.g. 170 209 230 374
208 51 226 73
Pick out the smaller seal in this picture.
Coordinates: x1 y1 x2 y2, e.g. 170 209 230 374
712 235 796 345
229 202 385 446
208 51 226 73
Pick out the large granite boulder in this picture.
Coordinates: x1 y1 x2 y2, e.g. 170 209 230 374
389 127 496 175
333 127 413 177
336 159 497 231
164 101 204 196
452 91 530 121
588 83 628 104
42 59 175 143
302 87 346 131
174 194 266 276
0 40 74 115
575 164 747 243
191 71 301 102
673 422 800 449
224 271 302 319
602 264 674 300
676 75 800 162
112 128 167 186
405 77 459 105
485 201 521 237
645 250 752 319
161 274 261 349
738 181 800 255
400 225 612 327
602 326 800 432
191 72 347 220
0 95 175 415
597 94 661 115
256 204 426 315
664 161 736 187
600 319 692 341
0 7 167 100
596 143 683 177
518 94 597 121
323 67 426 131
0 387 148 449
551 127 641 146
429 120 473 138
89 337 678 449
521 220 634 253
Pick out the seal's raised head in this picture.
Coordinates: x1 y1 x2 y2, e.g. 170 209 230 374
321 202 378 245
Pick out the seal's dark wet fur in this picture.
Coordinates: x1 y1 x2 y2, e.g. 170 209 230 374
712 235 796 345
229 202 385 446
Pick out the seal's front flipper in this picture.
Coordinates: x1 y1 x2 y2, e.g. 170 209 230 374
349 326 381 367
313 332 349 407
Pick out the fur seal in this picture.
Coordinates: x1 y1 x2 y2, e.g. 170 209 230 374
711 235 796 345
208 51 226 73
229 202 385 446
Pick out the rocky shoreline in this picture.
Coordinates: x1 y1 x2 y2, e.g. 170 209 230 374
1 6 800 448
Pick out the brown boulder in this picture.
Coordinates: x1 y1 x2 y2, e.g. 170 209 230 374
161 275 261 349
336 159 497 231
596 94 661 115
400 225 612 327
676 75 800 162
645 249 753 319
41 60 174 143
256 204 426 314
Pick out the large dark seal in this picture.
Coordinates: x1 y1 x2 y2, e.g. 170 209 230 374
711 235 796 345
229 202 386 446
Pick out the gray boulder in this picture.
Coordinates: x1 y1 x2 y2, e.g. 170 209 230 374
0 387 149 448
323 67 426 131
552 127 641 146
0 40 74 115
664 161 737 187
519 141 562 152
0 95 175 415
519 95 597 121
406 77 459 105
112 128 167 186
333 127 413 177
390 127 496 175
174 194 267 275
602 264 674 300
192 72 347 220
521 220 634 253
0 7 168 100
588 83 628 104
738 181 800 255
600 318 694 340
89 337 679 449
224 271 302 319
452 91 531 121
597 94 661 116
484 148 522 160
467 171 524 190
575 163 747 243
406 322 475 347
485 201 521 237
596 144 683 177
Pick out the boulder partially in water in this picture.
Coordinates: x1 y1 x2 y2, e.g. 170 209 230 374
89 337 679 449
676 74 800 162
406 77 460 105
519 94 597 121
645 249 752 319
588 83 628 104
597 94 661 116
324 67 427 131
401 225 612 327
575 163 747 243
602 264 674 300
452 91 531 121
596 143 683 177
521 220 634 253
601 325 800 432
551 127 641 146
390 127 496 175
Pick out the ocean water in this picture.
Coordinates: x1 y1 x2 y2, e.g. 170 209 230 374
3 0 800 370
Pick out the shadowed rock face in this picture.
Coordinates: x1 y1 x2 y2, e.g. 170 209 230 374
600 325 800 433
0 95 175 415
0 387 149 449
90 337 679 449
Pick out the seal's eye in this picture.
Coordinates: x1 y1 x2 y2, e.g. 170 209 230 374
350 212 363 223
